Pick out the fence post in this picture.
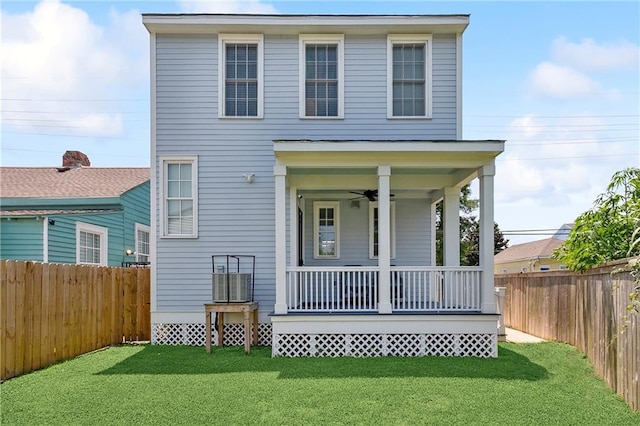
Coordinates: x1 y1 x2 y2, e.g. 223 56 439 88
494 286 506 341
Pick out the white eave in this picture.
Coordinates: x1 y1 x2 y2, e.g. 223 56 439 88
142 14 470 35
273 140 505 169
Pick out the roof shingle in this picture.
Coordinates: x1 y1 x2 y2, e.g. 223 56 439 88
1 167 150 199
494 238 564 263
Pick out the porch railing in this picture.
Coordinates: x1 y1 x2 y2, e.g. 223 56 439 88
285 266 482 313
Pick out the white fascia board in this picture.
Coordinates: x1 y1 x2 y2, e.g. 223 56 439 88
273 140 505 153
142 14 469 35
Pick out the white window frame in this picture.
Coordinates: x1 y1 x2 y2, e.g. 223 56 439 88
299 34 345 119
313 201 340 259
218 34 264 119
76 222 108 266
135 223 151 263
159 156 198 239
387 34 432 119
369 201 396 259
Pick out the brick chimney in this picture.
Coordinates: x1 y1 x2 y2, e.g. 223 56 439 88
62 151 90 168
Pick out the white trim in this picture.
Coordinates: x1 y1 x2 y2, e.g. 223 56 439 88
135 223 151 262
76 222 108 266
299 34 344 119
386 34 432 119
274 165 288 314
313 201 340 259
42 216 49 263
143 15 470 35
218 34 264 119
159 155 199 239
150 31 158 312
368 201 396 259
456 32 463 139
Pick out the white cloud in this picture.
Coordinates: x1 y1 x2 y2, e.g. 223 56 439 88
177 0 278 14
0 0 148 137
551 36 640 71
526 62 602 98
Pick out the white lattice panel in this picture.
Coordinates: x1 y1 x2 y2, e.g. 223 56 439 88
152 322 273 348
273 333 497 358
152 323 206 346
387 334 423 356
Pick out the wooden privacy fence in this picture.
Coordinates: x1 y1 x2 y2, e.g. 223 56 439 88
496 259 639 411
1 260 150 381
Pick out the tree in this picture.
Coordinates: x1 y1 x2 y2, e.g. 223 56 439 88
461 221 509 266
554 167 640 272
435 184 508 265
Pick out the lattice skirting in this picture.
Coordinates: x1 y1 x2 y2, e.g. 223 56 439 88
152 323 273 347
273 333 497 358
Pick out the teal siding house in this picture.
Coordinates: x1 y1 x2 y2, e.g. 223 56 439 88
1 151 150 267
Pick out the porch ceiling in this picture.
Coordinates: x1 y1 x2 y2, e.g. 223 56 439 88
274 140 505 194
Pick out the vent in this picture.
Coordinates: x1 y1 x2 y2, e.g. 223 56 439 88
213 273 252 302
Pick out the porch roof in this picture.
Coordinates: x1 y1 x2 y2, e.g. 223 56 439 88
273 140 504 192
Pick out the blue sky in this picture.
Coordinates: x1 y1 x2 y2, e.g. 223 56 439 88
1 0 639 244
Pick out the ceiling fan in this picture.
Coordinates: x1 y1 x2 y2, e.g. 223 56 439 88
349 189 394 202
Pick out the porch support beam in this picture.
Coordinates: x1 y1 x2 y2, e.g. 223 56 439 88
479 162 496 313
274 165 288 314
443 186 460 266
377 165 392 314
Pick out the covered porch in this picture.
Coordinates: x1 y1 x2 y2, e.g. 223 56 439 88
271 140 504 356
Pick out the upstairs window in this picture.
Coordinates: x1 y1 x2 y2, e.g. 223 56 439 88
219 34 263 118
299 35 344 118
387 35 432 118
314 201 340 258
160 156 198 238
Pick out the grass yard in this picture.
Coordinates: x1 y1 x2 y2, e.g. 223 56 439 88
1 342 637 425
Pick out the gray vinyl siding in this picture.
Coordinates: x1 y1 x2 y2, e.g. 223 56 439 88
0 218 43 262
154 31 458 312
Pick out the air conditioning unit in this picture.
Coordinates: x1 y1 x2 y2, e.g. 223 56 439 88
212 273 252 302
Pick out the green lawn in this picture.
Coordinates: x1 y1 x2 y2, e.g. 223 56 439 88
1 342 637 425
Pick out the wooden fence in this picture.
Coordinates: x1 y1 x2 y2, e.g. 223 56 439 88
496 259 639 411
1 260 150 381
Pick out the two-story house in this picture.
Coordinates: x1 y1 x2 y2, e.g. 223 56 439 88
143 14 504 357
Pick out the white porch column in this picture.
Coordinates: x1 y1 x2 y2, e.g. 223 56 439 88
430 200 437 266
479 162 496 313
443 187 460 266
274 165 288 314
377 165 392 314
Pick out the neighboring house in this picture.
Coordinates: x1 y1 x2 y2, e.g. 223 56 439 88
143 14 505 357
494 238 565 274
553 223 574 241
0 151 150 267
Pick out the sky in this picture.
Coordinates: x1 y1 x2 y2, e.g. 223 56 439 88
1 0 639 245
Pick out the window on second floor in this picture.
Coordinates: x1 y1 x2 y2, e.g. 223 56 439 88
387 34 432 119
218 34 264 118
299 34 344 119
76 222 108 266
160 156 198 238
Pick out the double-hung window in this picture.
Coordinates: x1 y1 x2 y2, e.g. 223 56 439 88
160 156 198 238
314 201 340 259
387 35 432 118
369 202 396 259
76 222 108 265
219 34 263 118
135 223 150 263
299 35 344 118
